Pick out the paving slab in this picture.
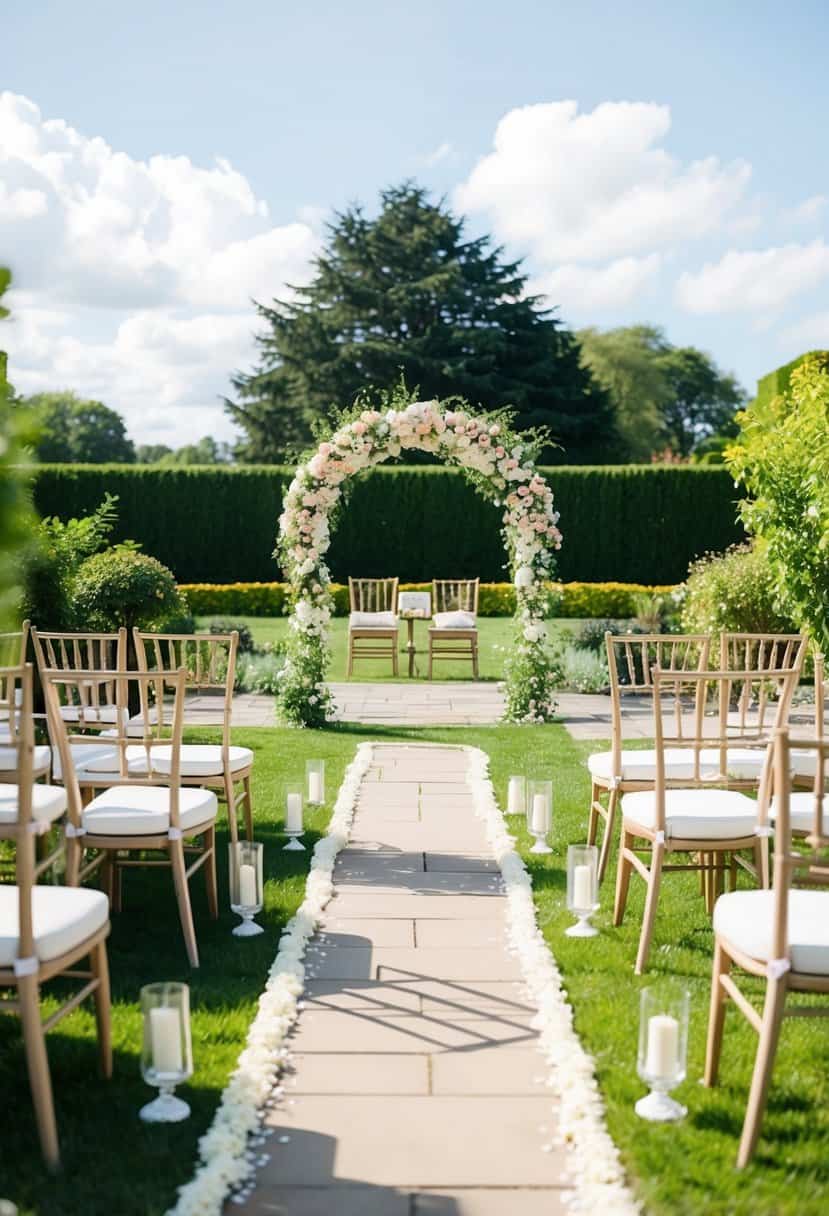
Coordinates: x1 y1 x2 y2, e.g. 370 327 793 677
242 743 567 1214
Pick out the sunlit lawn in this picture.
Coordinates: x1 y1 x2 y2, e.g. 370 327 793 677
3 722 826 1216
197 614 584 682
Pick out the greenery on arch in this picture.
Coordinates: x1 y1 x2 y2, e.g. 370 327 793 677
275 385 563 727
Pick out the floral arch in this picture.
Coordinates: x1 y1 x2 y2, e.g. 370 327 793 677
276 396 563 727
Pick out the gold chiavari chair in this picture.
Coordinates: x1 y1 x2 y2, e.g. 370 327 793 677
0 664 111 1169
428 578 480 679
704 726 829 1166
347 577 400 676
613 665 800 974
133 629 253 842
43 669 217 968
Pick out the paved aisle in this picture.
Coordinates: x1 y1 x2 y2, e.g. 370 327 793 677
239 744 567 1216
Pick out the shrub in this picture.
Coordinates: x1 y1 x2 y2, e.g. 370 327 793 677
679 544 795 636
235 650 285 695
557 643 610 693
574 619 621 653
29 463 745 585
208 618 255 653
20 494 118 630
72 547 185 632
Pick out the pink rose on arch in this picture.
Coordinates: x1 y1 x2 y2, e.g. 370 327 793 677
416 422 431 435
517 485 530 497
495 446 505 458
478 434 490 446
505 458 517 470
302 493 317 507
465 421 478 434
352 421 367 436
489 424 501 436
318 442 333 458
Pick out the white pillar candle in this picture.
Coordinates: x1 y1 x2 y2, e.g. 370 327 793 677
531 793 548 834
572 864 593 910
645 1014 679 1079
308 771 323 804
507 777 523 814
239 863 257 907
286 793 303 833
150 1006 183 1075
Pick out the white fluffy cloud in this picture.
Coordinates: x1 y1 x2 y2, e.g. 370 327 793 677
456 100 751 265
0 92 318 443
531 254 662 315
675 240 829 314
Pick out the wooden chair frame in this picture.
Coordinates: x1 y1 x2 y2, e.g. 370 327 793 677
0 619 29 667
587 633 712 883
704 727 829 1166
614 666 800 974
43 668 217 968
428 578 480 679
347 578 400 676
0 664 111 1170
133 629 251 843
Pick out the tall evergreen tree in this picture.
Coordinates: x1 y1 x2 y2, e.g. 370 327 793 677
228 183 615 462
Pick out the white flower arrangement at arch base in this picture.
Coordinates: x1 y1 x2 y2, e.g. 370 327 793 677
275 390 563 727
169 740 639 1215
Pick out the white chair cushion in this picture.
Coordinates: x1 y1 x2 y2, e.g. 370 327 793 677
52 743 149 780
432 611 476 630
0 782 67 825
770 791 829 835
0 884 109 966
588 746 766 784
82 785 218 837
714 888 829 976
59 704 120 724
349 611 398 629
790 748 825 780
622 788 758 840
0 745 51 776
150 744 254 777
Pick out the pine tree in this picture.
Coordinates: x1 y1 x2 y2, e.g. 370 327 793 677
228 184 615 462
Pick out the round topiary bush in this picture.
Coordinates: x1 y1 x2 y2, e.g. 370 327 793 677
72 547 185 632
679 543 796 636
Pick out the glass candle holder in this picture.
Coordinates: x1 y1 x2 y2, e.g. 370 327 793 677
526 779 553 854
306 759 325 806
283 781 305 851
506 775 527 816
566 844 599 937
140 982 193 1123
636 985 690 1121
229 840 264 937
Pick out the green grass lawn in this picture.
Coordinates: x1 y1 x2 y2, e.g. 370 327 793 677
2 722 826 1215
196 614 583 682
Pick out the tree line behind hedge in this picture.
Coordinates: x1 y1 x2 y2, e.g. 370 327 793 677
28 463 745 586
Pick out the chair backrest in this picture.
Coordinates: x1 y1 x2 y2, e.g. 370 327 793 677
650 666 800 834
133 630 239 740
31 628 127 718
348 578 399 613
0 665 37 966
720 633 807 729
42 669 187 834
0 621 29 667
606 633 711 771
769 729 829 967
432 579 479 615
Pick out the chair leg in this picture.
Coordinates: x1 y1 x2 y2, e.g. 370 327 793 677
91 939 113 1079
587 783 601 847
18 973 60 1171
204 825 218 920
428 643 433 680
65 836 81 887
756 837 770 889
613 827 634 926
243 774 254 839
392 636 399 677
737 975 788 1168
703 937 732 1086
635 842 665 975
598 787 619 885
472 639 479 679
169 839 199 968
347 636 354 677
111 855 123 914
224 771 239 845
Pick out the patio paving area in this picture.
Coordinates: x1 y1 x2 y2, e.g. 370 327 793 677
236 742 568 1216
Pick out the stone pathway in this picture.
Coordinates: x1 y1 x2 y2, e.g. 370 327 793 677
237 743 567 1216
328 682 506 726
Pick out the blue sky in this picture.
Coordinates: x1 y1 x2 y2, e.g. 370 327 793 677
3 0 828 445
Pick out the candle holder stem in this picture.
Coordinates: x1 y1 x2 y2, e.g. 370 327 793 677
529 829 553 855
140 1082 190 1123
635 1083 686 1122
565 911 598 937
233 910 264 937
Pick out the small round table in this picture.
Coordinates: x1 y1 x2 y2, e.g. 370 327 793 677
399 610 431 677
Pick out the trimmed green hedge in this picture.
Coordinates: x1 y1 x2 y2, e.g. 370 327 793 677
182 580 678 619
29 464 744 585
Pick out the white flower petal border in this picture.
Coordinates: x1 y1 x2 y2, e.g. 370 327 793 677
465 745 641 1215
167 741 373 1216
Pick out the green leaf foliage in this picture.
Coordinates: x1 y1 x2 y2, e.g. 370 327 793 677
228 183 615 463
72 548 184 632
679 543 795 636
20 390 136 464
